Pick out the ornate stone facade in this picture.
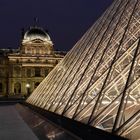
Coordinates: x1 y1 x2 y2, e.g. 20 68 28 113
0 26 65 97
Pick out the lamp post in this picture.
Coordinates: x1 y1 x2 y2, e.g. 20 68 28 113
26 83 30 96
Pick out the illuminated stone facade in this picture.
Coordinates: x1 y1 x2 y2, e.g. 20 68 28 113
27 0 140 139
0 26 65 97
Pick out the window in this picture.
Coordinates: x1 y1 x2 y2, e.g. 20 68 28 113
26 48 31 54
0 83 2 92
0 60 3 64
35 82 40 88
27 69 31 77
36 48 39 54
0 69 3 76
14 66 20 75
45 69 49 76
14 82 21 94
35 68 41 77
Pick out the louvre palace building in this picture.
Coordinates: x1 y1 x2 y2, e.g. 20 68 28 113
0 26 65 97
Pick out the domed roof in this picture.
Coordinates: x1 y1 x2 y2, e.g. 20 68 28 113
27 28 47 37
23 27 51 41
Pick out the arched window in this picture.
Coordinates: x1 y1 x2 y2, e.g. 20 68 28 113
14 82 21 94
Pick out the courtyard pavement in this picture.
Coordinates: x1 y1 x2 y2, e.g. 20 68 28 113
0 105 38 140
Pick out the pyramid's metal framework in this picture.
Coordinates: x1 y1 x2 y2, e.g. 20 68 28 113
27 0 140 138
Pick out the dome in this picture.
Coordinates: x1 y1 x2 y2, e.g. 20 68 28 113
27 28 47 37
23 27 51 41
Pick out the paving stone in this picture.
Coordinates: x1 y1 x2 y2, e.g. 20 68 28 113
0 105 38 140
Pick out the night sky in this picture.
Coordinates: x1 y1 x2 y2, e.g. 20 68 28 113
0 0 113 51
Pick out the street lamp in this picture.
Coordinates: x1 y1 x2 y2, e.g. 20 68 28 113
26 83 30 96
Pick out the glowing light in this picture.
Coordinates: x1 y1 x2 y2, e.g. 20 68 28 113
26 83 30 88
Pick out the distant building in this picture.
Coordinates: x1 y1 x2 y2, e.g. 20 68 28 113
0 26 65 97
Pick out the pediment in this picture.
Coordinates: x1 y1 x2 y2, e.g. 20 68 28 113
32 39 44 43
